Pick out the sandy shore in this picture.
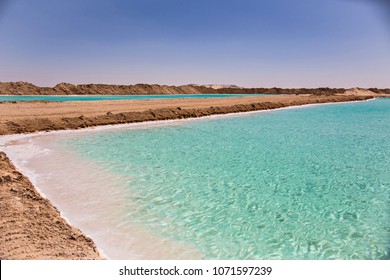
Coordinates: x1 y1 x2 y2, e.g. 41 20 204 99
0 151 102 259
0 94 380 136
0 92 385 259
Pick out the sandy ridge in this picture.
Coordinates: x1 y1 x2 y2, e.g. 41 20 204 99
1 81 389 95
0 95 375 135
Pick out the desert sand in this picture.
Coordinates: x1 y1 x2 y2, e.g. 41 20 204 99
1 81 389 96
0 94 379 135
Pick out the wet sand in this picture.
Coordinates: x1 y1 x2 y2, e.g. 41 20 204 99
0 92 383 259
0 151 102 259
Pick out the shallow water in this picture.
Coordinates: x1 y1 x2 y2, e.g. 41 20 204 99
0 93 271 102
2 99 390 259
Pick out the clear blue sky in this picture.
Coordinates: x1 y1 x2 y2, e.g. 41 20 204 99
0 0 389 87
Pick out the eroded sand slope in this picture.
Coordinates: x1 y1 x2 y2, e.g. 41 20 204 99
0 152 102 260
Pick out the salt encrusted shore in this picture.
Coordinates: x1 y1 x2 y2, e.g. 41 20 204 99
0 92 384 259
0 151 102 259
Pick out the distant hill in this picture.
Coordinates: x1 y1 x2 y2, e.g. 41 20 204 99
0 81 389 95
186 84 242 89
203 84 242 89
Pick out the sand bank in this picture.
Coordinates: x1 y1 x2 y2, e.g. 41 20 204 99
0 151 102 259
0 94 377 135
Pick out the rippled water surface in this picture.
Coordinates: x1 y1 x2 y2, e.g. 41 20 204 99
59 98 390 259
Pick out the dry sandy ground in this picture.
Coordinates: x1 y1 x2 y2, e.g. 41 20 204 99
0 91 384 259
0 94 380 135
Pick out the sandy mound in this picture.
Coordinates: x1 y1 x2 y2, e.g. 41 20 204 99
342 88 377 96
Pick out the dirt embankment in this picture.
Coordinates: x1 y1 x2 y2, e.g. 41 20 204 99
0 82 215 95
0 94 374 135
0 152 102 260
1 81 389 95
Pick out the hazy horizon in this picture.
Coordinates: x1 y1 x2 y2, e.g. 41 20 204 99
2 80 390 89
0 0 389 88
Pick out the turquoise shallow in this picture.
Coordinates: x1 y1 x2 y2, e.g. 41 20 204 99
59 98 389 259
0 94 270 102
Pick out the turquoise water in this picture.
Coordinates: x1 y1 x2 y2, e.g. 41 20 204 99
0 94 270 102
65 98 390 259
